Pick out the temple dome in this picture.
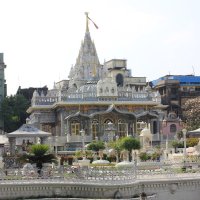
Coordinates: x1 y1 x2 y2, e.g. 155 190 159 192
140 127 152 137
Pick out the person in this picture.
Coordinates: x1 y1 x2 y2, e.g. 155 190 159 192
26 139 32 145
22 140 26 151
25 139 33 152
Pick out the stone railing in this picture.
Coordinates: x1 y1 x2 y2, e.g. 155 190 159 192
31 91 161 106
32 96 58 105
72 166 137 182
1 163 200 199
131 194 158 200
66 134 92 143
2 161 200 182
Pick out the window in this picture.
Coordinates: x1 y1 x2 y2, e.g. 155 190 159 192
118 119 127 137
171 88 177 94
71 122 80 135
170 124 177 133
153 121 157 134
116 74 124 87
195 87 200 91
104 119 113 131
92 120 98 140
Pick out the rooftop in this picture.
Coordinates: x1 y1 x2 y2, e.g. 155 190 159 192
152 75 200 87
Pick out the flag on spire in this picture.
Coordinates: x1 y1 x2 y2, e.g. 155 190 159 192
87 15 99 29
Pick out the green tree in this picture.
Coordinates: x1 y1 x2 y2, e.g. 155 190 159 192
75 150 93 160
186 138 199 147
19 144 57 174
176 131 183 140
120 136 140 161
184 97 200 131
87 140 105 152
139 152 151 161
108 139 123 152
107 138 124 162
171 138 198 150
1 94 30 133
120 136 140 152
171 140 184 150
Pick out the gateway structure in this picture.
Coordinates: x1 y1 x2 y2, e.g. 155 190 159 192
27 14 163 150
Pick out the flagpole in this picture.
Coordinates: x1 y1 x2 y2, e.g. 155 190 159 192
85 12 89 32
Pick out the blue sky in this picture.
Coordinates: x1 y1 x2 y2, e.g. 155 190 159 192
0 0 200 95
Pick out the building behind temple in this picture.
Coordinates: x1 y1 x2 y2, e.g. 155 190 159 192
27 15 164 151
17 86 48 102
151 75 200 119
0 53 6 133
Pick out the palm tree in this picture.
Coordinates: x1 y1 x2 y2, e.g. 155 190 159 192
20 144 57 175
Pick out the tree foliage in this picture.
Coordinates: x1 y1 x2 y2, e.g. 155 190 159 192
87 140 105 152
186 138 199 147
176 131 183 140
108 136 140 155
108 139 123 152
139 152 151 161
120 136 140 152
75 150 93 159
19 144 57 174
184 97 200 131
171 138 199 149
139 151 161 161
1 94 30 133
106 137 141 161
171 140 184 148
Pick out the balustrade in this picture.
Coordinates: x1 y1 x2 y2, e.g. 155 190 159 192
1 161 200 182
31 90 161 106
1 162 200 199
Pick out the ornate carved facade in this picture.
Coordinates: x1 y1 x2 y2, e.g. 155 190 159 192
27 14 163 150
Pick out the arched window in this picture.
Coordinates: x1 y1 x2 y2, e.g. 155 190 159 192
92 120 99 140
71 120 80 135
170 124 177 133
116 74 124 87
153 121 157 134
73 84 77 89
104 119 113 131
118 119 127 137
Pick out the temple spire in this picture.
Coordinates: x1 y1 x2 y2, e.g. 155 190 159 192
85 12 89 32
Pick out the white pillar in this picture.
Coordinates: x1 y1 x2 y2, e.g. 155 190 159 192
182 129 187 161
80 129 85 155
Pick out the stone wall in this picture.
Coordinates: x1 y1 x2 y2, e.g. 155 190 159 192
0 177 200 199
